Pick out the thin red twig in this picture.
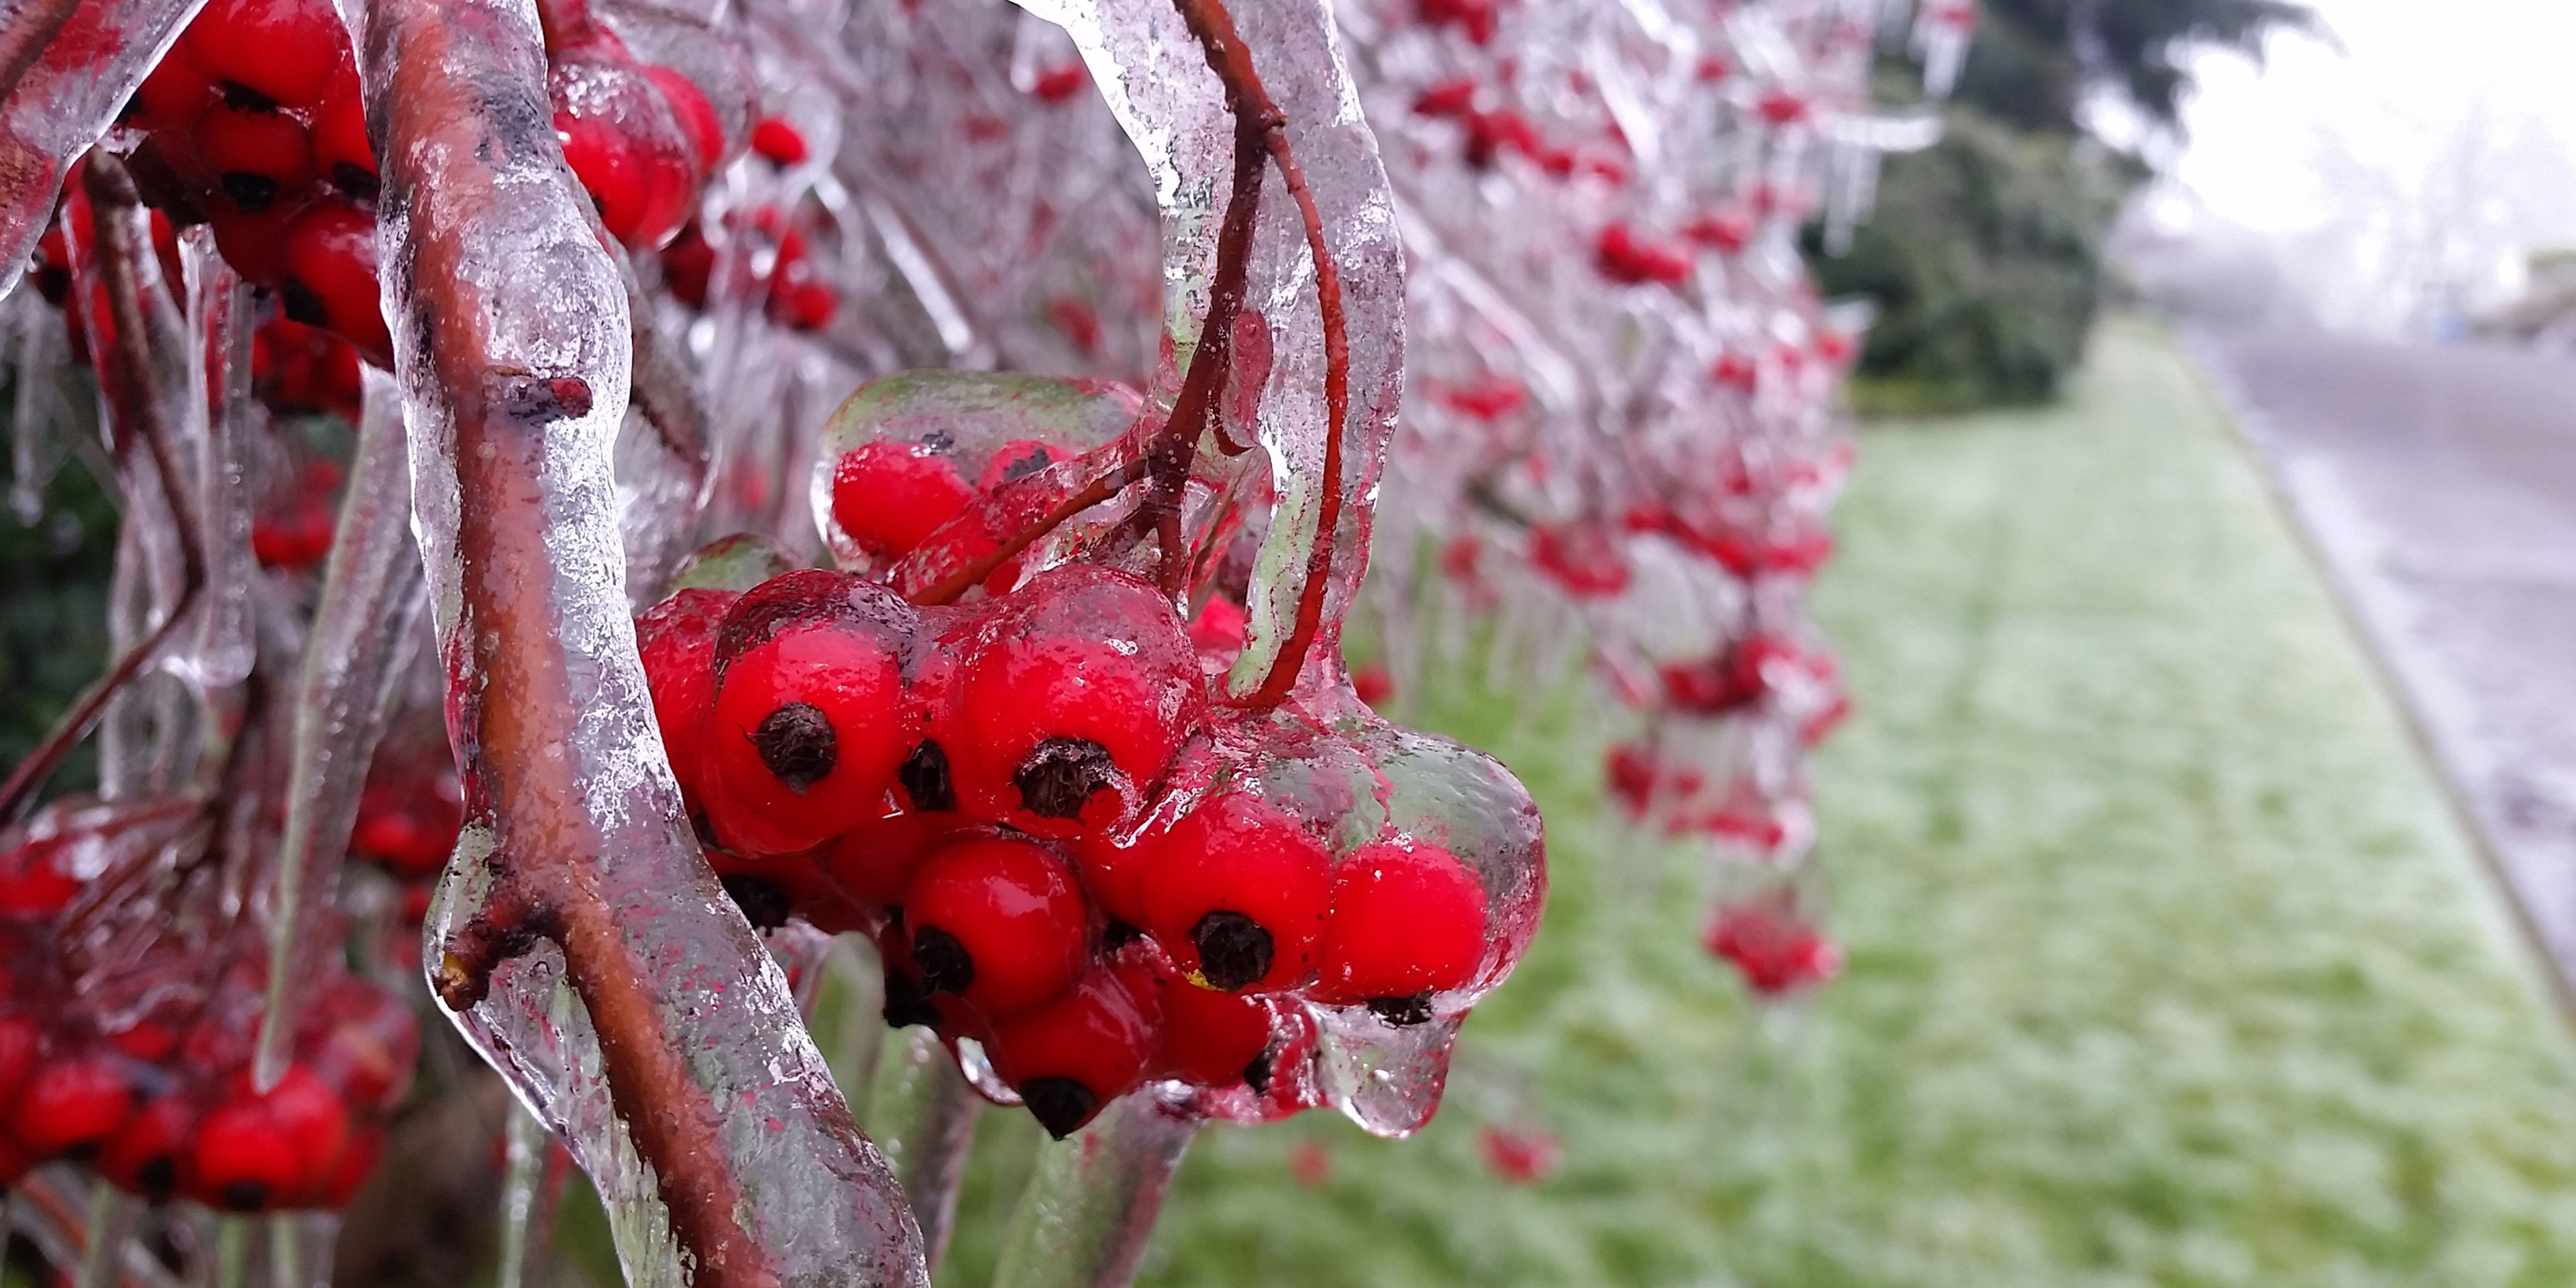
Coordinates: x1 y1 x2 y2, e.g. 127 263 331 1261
1173 0 1352 706
0 157 210 824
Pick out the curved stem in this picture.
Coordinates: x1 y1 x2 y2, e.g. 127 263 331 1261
861 1029 981 1273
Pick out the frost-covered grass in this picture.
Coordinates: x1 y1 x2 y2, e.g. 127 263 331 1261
934 319 2576 1287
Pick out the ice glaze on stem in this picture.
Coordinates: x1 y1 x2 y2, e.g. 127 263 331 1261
987 1091 1203 1288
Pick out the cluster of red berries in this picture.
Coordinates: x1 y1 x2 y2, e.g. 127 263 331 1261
1701 896 1841 998
637 547 1523 1137
0 800 418 1210
114 0 732 365
26 174 183 368
661 193 839 333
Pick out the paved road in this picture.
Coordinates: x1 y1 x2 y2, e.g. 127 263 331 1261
2192 331 2576 998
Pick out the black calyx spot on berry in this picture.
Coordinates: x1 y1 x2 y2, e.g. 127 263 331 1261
751 702 837 792
332 162 380 202
1366 991 1435 1027
219 172 279 213
882 969 941 1029
1014 737 1114 820
1241 1051 1274 1095
720 875 792 930
1191 910 1273 992
900 739 957 812
219 1181 270 1213
217 80 278 112
1019 1077 1098 1140
910 924 975 995
136 1155 178 1198
998 445 1056 483
280 279 329 327
500 374 595 423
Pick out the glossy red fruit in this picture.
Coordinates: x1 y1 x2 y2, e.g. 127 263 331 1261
1705 902 1841 996
10 1052 138 1157
194 103 317 212
902 837 1088 1018
1658 635 1782 714
1156 976 1276 1089
554 58 698 250
281 200 392 364
636 587 737 813
1313 841 1489 1022
252 496 335 569
125 48 217 132
643 66 724 173
98 1095 199 1199
348 773 463 879
1141 793 1329 994
661 222 714 308
750 117 808 166
828 439 977 561
702 600 915 857
1479 1124 1560 1185
189 1067 350 1211
203 195 305 287
309 89 377 199
1595 223 1691 287
984 969 1155 1138
0 835 85 916
182 0 350 109
1528 523 1630 598
0 1015 38 1106
820 810 959 908
973 439 1065 492
951 566 1203 835
1067 826 1155 930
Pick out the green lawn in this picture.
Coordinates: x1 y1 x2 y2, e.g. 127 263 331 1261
936 318 2576 1287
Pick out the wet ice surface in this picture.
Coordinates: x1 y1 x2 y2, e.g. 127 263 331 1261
2194 331 2576 996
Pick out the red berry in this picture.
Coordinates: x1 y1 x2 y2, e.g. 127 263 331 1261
0 835 85 916
193 103 317 212
643 66 724 174
636 587 737 814
1067 827 1155 930
1155 976 1275 1089
902 836 1088 1018
309 87 378 199
1140 792 1329 994
319 1125 383 1205
1478 1124 1560 1185
281 200 391 364
973 439 1065 492
1313 841 1489 1021
983 969 1154 1138
0 1015 37 1105
553 57 698 250
9 1051 138 1156
820 810 959 908
701 588 916 857
661 221 714 309
773 279 837 332
252 496 335 569
188 1067 350 1212
99 1095 199 1199
1594 223 1691 287
950 566 1203 836
203 194 305 286
125 48 217 132
181 0 349 109
750 117 808 166
828 439 977 561
1528 523 1630 598
1029 64 1087 104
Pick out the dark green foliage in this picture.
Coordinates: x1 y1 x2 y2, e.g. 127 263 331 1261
1812 112 2137 412
1819 0 2312 411
0 407 115 798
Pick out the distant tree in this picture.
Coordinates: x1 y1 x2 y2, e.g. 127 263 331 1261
1815 0 2316 411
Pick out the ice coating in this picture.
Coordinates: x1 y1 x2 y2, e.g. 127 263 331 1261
1015 0 1404 700
987 1087 1201 1288
0 0 207 302
254 366 426 1088
337 0 926 1283
860 1027 981 1272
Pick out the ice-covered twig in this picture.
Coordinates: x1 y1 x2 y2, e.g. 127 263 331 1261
0 157 207 824
987 1090 1203 1288
860 1029 981 1273
343 0 926 1282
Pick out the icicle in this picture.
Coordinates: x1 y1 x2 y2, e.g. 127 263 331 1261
494 1106 551 1288
0 0 208 301
335 0 928 1281
860 1028 982 1273
253 365 425 1089
986 1089 1202 1288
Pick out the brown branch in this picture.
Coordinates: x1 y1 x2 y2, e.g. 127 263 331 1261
1173 0 1352 706
0 158 210 824
360 1 773 1283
